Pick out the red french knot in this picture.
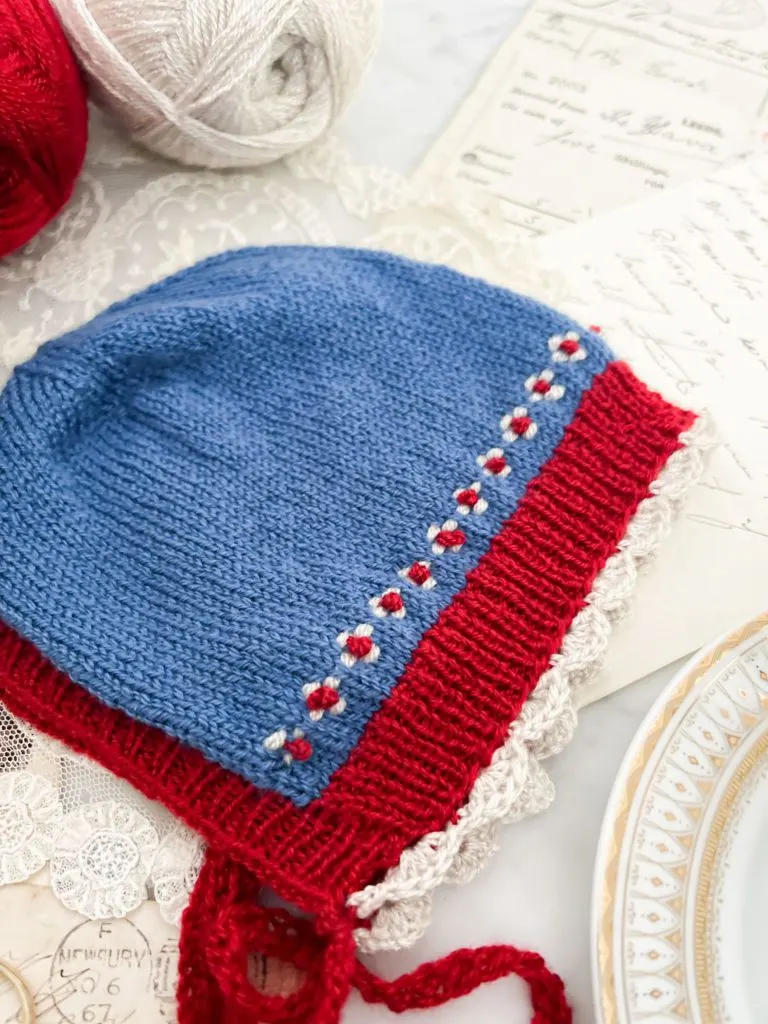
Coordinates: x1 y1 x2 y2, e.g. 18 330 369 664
527 369 565 402
455 487 480 508
306 685 341 713
428 519 467 554
407 561 432 586
549 332 585 365
284 736 313 762
510 415 533 436
453 483 487 516
435 528 465 550
589 324 602 333
303 678 345 723
500 408 537 444
346 634 373 660
485 454 508 474
338 625 379 667
477 448 511 478
379 590 404 614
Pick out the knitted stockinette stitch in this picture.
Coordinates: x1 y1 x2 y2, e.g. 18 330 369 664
0 246 610 805
0 247 704 1024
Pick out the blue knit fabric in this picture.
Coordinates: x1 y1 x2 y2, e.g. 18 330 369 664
0 247 613 805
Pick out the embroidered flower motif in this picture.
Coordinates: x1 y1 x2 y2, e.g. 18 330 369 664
150 824 204 927
525 369 565 402
427 520 467 555
476 448 511 478
0 771 62 885
548 331 586 363
264 727 313 764
399 560 436 590
284 732 313 762
453 482 488 516
337 623 380 667
50 802 159 919
303 677 346 721
500 407 538 443
369 588 406 619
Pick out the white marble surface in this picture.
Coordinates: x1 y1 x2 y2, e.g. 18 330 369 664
341 0 525 173
334 2 693 1020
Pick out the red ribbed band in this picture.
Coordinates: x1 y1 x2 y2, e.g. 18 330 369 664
0 363 694 909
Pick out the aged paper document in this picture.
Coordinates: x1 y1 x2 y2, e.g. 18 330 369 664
417 0 768 236
535 156 768 702
0 877 301 1023
0 883 178 1023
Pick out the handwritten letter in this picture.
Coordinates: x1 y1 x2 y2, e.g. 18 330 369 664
535 157 768 701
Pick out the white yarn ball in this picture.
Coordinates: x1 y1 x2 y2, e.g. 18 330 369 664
51 0 380 168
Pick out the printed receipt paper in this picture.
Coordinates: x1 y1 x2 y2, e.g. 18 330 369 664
416 0 768 234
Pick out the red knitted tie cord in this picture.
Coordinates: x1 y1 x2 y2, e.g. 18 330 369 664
178 850 572 1024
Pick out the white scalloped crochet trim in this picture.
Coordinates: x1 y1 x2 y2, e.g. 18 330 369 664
348 414 713 953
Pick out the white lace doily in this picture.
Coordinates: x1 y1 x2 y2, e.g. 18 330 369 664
151 825 206 927
0 770 62 885
0 703 203 925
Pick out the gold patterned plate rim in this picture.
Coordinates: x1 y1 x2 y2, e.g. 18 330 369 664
591 611 768 1024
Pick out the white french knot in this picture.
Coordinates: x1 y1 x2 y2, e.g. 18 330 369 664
351 414 714 954
51 0 380 168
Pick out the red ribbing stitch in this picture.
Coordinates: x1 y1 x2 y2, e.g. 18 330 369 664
0 364 695 912
435 527 466 549
345 634 373 659
306 687 340 713
178 850 571 1024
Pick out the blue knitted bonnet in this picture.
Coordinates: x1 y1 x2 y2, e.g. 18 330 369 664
0 246 614 806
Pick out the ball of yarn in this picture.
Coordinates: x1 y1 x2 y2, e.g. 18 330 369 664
0 0 88 259
51 0 380 169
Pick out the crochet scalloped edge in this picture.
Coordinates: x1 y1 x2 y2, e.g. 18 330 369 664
348 413 714 953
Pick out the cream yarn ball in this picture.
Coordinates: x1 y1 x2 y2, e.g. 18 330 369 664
51 0 380 168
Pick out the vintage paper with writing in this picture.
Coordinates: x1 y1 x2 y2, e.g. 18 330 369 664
535 157 768 702
416 0 768 236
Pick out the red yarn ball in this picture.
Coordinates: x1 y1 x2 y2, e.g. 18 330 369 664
0 0 88 259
